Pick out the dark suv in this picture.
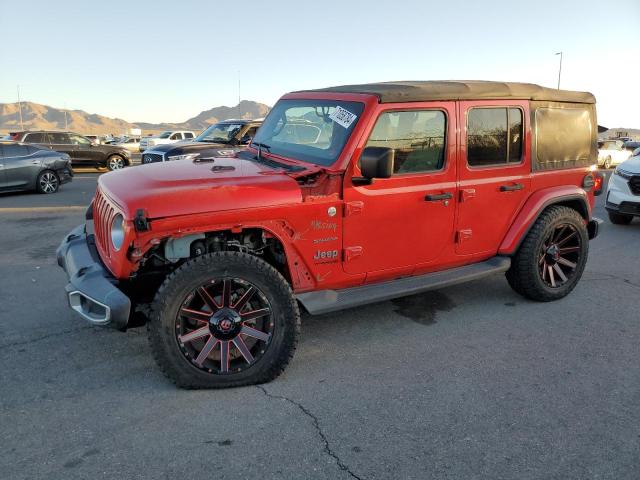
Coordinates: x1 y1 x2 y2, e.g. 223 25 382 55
141 120 262 164
10 131 131 170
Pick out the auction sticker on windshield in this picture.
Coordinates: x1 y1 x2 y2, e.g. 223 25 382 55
329 106 358 129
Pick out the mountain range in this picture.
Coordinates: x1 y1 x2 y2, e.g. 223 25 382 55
0 100 271 135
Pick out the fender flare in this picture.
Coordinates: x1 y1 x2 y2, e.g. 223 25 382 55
498 187 590 255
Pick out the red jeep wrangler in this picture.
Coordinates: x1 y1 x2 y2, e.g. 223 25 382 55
57 81 603 388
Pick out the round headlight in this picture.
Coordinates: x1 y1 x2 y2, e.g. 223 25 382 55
111 214 125 251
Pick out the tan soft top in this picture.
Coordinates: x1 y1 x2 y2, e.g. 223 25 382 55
299 80 595 104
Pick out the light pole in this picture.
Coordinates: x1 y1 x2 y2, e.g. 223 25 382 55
16 85 24 130
555 51 563 90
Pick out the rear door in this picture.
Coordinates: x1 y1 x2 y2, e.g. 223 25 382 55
46 132 77 162
343 103 457 277
455 101 531 257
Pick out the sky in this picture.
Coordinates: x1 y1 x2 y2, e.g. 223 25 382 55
1 0 639 127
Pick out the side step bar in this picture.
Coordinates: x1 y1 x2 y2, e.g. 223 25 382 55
297 256 511 315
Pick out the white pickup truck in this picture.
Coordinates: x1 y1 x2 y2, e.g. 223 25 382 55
598 139 633 169
139 130 196 152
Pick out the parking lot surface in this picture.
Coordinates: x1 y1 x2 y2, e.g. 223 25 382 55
1 171 639 480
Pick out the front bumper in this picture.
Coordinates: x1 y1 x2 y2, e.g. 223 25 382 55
606 201 640 217
605 172 640 216
56 224 131 329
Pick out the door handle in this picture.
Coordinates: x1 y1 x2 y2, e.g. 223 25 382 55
499 183 524 192
425 192 453 201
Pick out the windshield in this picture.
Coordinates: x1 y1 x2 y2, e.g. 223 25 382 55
158 131 172 139
251 99 364 166
196 123 244 143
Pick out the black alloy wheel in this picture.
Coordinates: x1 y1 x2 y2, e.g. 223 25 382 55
148 252 300 388
537 223 582 288
176 277 274 375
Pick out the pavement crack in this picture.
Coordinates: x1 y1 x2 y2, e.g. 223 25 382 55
585 272 640 289
256 385 364 480
0 326 93 349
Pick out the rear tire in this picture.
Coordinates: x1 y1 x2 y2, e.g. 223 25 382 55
608 211 633 225
36 170 59 194
148 252 300 389
506 206 588 302
107 155 126 171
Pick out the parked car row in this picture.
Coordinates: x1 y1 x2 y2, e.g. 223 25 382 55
141 120 261 164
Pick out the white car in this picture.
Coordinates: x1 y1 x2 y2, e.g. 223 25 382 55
115 137 141 152
597 140 633 169
605 154 640 224
139 130 195 152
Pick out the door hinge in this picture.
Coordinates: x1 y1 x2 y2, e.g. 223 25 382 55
344 246 363 262
344 201 364 217
456 229 473 243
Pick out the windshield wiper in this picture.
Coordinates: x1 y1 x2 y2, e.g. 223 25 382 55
253 142 271 161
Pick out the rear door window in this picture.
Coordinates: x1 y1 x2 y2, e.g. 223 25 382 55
467 107 523 167
48 132 71 144
184 132 194 139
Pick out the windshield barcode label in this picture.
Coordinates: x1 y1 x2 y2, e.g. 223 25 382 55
329 106 358 129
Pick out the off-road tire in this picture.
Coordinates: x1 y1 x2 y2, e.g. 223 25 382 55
506 206 589 302
148 252 300 389
608 211 633 225
36 170 59 194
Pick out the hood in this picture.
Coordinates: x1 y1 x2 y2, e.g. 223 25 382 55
144 140 231 154
618 155 640 173
98 156 302 219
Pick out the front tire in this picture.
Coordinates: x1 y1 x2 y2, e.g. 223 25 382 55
36 170 59 194
148 252 300 389
107 155 126 171
506 206 588 302
608 211 633 225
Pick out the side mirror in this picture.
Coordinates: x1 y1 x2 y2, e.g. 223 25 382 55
353 147 394 185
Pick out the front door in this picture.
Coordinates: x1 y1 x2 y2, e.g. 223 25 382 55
69 134 96 164
455 101 531 256
343 103 457 277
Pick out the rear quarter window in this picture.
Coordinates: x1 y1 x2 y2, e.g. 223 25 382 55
534 106 594 170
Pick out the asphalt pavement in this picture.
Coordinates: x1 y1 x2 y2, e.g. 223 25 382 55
0 170 639 480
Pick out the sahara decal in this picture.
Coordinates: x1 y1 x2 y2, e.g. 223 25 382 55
313 236 338 244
